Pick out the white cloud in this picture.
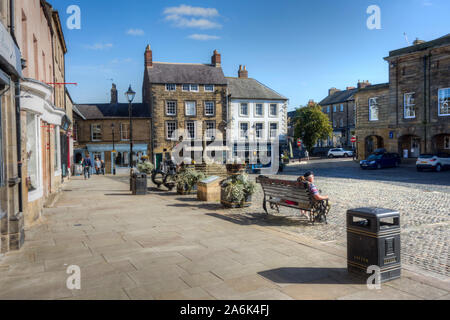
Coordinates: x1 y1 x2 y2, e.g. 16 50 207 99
163 5 218 18
127 28 145 36
84 43 113 50
187 34 220 41
163 5 222 29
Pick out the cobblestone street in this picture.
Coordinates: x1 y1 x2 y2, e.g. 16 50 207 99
235 159 450 280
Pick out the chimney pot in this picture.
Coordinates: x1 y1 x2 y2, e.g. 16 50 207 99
110 83 118 104
212 50 221 67
145 44 153 68
238 65 248 78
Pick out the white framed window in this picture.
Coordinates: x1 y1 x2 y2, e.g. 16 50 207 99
269 104 278 117
205 101 215 116
91 124 102 141
205 121 216 138
404 93 416 119
333 105 337 112
239 122 249 139
269 123 278 139
186 121 196 139
240 103 249 116
340 104 344 112
438 88 450 116
121 123 130 141
182 84 199 92
26 113 42 199
166 101 177 116
73 123 78 142
165 84 176 92
185 101 196 116
166 121 177 140
255 122 264 139
369 97 379 121
444 136 450 149
327 106 330 113
204 84 214 92
255 103 264 117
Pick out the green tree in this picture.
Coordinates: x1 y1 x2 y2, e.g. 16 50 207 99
294 103 332 152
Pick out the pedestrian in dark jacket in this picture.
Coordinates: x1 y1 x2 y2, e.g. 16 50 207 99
82 155 92 179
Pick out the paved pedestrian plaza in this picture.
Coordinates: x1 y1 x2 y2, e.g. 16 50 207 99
0 159 448 300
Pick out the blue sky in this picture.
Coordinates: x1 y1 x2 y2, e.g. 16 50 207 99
52 0 450 111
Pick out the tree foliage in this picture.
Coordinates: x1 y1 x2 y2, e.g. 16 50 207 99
294 103 333 152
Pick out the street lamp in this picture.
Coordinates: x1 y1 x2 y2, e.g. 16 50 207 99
111 123 116 175
125 85 136 168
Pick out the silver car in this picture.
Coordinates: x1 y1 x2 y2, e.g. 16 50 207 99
328 148 354 158
416 153 450 172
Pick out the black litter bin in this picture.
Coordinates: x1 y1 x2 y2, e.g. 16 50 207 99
132 173 147 195
347 207 401 283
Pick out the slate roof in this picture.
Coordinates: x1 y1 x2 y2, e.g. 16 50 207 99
319 88 358 106
356 83 389 92
72 104 86 120
147 62 227 85
226 77 287 101
75 103 151 120
387 34 450 58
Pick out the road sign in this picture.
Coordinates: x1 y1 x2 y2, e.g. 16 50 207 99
351 136 357 143
297 139 302 147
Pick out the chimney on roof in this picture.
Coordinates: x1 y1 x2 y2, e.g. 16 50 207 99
413 38 426 45
328 87 340 96
211 50 221 67
238 65 248 78
145 44 153 68
346 86 356 90
111 83 118 104
357 80 371 89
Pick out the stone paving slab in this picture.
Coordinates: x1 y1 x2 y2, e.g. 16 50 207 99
0 173 448 300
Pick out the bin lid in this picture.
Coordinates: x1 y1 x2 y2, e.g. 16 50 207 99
347 207 399 218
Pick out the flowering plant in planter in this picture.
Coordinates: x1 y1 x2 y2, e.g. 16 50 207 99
221 173 256 208
175 168 206 194
137 161 155 174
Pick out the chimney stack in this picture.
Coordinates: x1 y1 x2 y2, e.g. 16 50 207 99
328 87 340 96
238 65 248 78
110 83 118 104
211 50 221 67
145 44 153 68
357 80 371 89
346 86 356 90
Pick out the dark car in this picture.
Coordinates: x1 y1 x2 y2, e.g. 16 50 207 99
360 153 401 169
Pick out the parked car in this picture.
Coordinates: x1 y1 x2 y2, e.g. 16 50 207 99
360 153 401 169
416 153 450 172
328 148 354 158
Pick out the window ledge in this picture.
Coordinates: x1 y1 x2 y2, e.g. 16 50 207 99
28 188 43 202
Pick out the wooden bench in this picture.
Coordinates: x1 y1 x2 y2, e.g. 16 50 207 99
256 175 329 224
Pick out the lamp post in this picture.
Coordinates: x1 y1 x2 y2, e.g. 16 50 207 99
111 123 116 175
125 85 136 168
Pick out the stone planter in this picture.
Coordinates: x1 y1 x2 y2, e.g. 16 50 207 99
177 184 198 195
220 187 252 208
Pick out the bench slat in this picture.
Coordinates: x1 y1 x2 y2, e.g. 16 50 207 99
261 186 311 200
268 200 312 210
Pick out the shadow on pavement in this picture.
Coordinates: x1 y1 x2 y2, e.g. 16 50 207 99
205 212 313 227
258 267 366 285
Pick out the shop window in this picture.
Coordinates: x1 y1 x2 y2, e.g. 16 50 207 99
26 113 41 194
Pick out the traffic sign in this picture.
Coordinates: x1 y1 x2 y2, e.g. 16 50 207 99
297 139 302 147
351 136 357 143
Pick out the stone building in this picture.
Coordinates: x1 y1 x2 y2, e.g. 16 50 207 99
226 66 288 160
73 84 151 174
318 83 363 147
0 0 24 253
142 45 228 168
356 34 450 159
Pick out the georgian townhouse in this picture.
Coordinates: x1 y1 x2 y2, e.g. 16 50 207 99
73 84 151 174
142 45 228 168
318 84 362 148
355 34 450 159
226 66 288 161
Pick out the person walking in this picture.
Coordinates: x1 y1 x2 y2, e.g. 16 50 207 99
101 159 105 175
94 157 101 175
82 154 92 180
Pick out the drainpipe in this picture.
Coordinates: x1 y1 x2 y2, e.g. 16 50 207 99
9 0 18 45
423 55 427 153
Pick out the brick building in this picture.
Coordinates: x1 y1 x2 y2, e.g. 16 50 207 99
142 45 228 167
73 84 151 174
356 35 450 159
